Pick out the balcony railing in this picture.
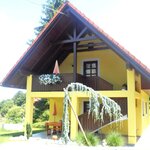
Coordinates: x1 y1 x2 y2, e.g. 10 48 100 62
32 73 113 92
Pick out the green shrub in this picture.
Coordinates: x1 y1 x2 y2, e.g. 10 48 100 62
76 132 100 146
32 122 45 128
106 132 125 146
40 110 49 121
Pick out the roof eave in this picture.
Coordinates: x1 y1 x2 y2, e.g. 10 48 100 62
67 5 150 81
1 2 70 87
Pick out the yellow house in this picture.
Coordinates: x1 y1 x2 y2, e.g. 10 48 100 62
1 1 150 144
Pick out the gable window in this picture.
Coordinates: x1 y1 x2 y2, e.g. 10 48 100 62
83 61 98 77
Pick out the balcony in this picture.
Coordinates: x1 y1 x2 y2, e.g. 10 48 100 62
32 73 113 92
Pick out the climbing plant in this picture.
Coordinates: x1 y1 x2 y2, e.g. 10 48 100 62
61 82 123 144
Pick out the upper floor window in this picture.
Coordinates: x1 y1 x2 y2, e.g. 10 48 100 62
83 61 98 77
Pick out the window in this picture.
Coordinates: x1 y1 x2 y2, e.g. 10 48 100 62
83 101 90 113
84 61 98 77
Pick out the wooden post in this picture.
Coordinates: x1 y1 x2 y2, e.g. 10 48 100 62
73 26 77 82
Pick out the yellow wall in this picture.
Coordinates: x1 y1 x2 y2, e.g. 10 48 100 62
49 98 63 122
101 119 128 135
60 49 127 90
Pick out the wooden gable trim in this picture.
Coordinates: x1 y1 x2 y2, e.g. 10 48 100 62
2 2 150 88
67 6 150 81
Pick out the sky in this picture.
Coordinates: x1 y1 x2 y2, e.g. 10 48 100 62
0 0 150 100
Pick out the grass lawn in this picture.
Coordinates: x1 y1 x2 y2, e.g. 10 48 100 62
0 136 11 144
0 128 45 144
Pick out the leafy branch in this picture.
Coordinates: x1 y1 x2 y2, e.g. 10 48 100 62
61 82 122 144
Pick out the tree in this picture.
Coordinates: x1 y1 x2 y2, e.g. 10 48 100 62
28 0 67 44
33 98 49 123
0 99 14 117
0 91 25 123
5 106 24 123
12 91 26 107
62 83 122 144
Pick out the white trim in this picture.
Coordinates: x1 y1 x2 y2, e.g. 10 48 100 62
80 58 100 76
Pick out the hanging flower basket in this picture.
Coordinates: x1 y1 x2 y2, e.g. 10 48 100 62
39 74 62 85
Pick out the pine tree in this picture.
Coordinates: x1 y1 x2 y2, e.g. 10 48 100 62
35 0 67 35
28 0 66 45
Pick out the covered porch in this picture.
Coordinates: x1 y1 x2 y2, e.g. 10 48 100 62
25 67 145 144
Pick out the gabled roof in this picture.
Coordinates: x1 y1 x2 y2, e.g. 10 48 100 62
1 1 150 89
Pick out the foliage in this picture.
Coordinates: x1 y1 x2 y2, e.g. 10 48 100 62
1 95 49 124
28 0 66 45
5 106 24 123
61 91 70 143
0 91 25 120
62 82 122 144
12 91 26 106
106 132 125 146
33 98 49 123
32 122 46 128
76 132 100 146
34 98 49 111
39 110 49 122
35 0 67 36
39 74 62 85
0 99 14 117
26 123 32 139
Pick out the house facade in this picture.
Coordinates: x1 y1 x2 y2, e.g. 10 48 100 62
1 2 150 144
